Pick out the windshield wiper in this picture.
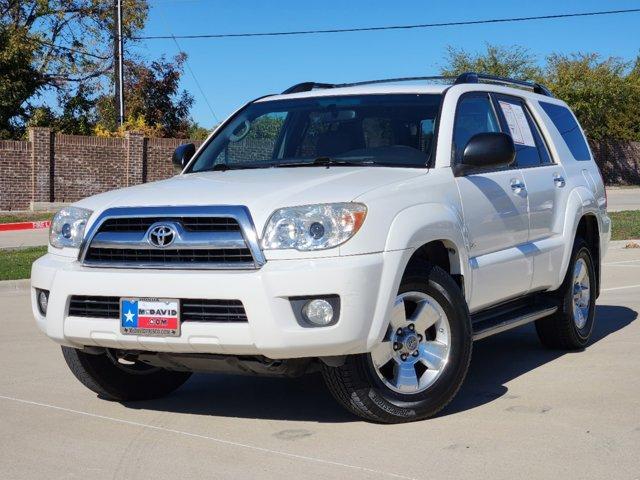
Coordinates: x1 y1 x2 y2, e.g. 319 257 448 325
276 157 375 168
196 163 267 172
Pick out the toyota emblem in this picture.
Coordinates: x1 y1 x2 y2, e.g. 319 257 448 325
147 224 177 248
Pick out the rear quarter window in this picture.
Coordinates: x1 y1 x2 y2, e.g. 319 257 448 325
539 102 591 161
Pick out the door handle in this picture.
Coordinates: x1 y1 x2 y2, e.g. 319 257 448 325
554 175 566 188
510 179 526 193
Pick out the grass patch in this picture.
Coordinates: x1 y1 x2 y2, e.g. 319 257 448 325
0 246 48 281
610 211 640 241
0 212 54 224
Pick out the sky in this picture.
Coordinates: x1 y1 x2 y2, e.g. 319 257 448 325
133 0 640 128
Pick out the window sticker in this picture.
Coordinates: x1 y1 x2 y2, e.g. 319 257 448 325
498 101 536 147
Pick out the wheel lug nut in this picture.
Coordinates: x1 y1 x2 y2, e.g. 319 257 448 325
417 334 423 341
393 342 401 351
400 353 408 361
408 324 415 331
412 350 419 357
396 328 403 336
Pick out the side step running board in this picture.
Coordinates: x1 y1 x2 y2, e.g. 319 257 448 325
472 303 558 341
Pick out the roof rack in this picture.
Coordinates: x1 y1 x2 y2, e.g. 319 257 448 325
280 72 553 97
281 76 453 95
454 72 553 97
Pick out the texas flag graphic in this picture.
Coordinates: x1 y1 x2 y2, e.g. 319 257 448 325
121 300 139 328
121 299 179 332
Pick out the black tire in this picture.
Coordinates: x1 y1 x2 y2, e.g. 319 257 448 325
535 238 596 350
62 346 192 401
321 262 472 423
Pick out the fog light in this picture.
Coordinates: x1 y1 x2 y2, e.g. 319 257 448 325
36 289 49 316
302 299 334 326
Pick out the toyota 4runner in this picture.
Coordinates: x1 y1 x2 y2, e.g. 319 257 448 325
31 73 610 423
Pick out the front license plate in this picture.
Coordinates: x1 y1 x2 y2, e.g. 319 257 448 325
120 298 180 337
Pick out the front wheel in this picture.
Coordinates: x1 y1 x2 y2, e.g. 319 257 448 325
62 347 192 401
322 263 472 423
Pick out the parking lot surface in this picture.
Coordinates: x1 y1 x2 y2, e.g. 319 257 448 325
1 246 639 480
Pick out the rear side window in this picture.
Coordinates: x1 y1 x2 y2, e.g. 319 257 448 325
494 96 553 168
539 102 591 161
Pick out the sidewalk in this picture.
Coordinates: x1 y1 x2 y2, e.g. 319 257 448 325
0 229 49 249
606 187 640 212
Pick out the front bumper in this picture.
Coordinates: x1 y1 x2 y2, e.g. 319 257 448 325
31 250 407 359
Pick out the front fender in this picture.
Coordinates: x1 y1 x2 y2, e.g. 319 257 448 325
365 203 470 350
385 203 470 279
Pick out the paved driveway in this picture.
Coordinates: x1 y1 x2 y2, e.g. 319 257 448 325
1 246 639 479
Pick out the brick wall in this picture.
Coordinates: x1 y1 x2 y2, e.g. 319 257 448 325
1 128 639 211
0 128 205 211
590 139 640 186
0 139 32 210
53 134 127 202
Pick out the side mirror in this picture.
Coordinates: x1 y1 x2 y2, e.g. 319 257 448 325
454 132 515 176
172 143 196 169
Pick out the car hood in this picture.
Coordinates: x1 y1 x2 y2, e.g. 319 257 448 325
76 166 426 231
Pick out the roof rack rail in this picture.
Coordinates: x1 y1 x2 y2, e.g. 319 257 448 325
280 73 553 97
454 72 553 97
281 82 336 94
281 76 453 94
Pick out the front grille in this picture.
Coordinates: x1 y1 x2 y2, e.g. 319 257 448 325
84 247 254 264
80 207 265 270
99 217 241 232
68 296 248 323
181 299 247 322
69 296 120 318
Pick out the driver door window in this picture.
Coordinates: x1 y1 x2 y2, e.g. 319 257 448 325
453 94 501 163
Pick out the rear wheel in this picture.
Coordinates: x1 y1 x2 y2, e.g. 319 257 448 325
536 238 596 349
322 263 472 423
62 346 191 401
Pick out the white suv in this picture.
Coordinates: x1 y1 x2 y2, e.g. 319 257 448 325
31 73 610 423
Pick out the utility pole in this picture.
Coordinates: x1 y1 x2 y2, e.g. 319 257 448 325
116 0 125 126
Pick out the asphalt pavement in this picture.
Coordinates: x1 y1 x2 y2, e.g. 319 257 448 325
1 245 639 479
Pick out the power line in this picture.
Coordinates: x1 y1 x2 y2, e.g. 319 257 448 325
33 38 110 60
133 8 640 40
170 35 219 122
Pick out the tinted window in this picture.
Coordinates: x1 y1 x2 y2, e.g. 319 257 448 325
494 97 553 168
539 102 591 161
453 94 500 162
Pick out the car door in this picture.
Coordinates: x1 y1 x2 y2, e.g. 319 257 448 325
453 92 531 312
492 94 569 291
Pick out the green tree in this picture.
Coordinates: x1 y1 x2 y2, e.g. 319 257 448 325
0 25 44 138
440 43 640 142
440 43 542 80
187 123 211 141
0 0 147 136
544 53 640 141
95 54 194 138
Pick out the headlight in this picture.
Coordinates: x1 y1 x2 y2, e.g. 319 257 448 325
262 203 367 251
49 206 93 249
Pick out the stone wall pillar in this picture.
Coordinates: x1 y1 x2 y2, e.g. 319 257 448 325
125 131 145 186
29 127 53 203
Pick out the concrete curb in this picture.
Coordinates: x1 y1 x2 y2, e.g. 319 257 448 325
0 279 30 293
0 220 50 232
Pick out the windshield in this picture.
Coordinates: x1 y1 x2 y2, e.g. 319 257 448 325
187 94 442 172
